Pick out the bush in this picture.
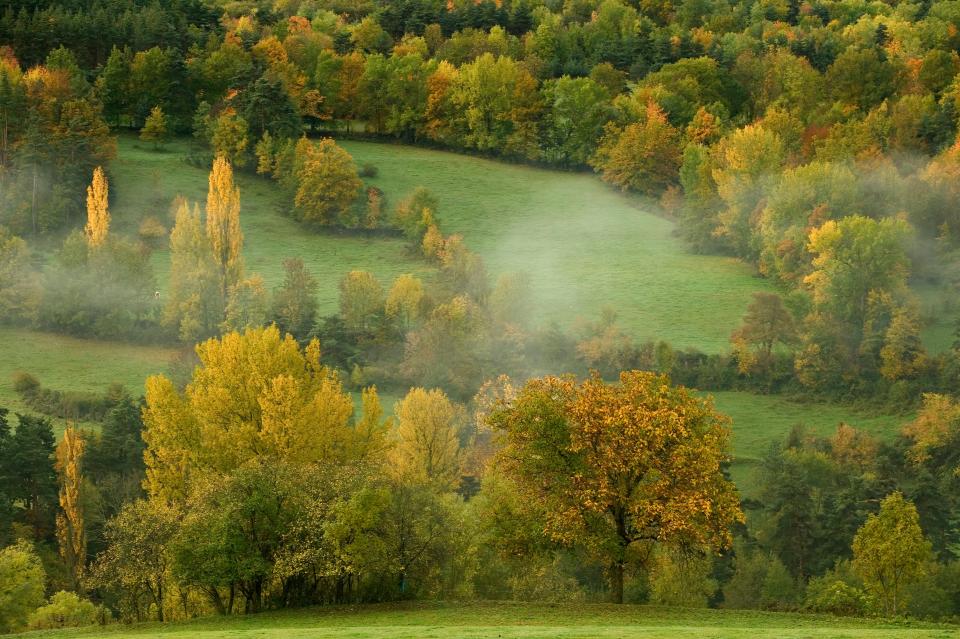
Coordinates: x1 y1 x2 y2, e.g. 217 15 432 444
11 371 40 395
13 373 123 421
359 163 378 178
28 591 108 630
138 216 168 248
0 541 46 633
804 578 872 616
506 558 585 603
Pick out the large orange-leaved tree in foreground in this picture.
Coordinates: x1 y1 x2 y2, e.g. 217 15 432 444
487 371 742 603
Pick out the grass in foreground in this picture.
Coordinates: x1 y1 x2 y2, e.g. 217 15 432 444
12 601 958 639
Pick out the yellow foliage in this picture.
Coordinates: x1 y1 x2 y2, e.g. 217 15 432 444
392 387 462 489
84 167 109 248
142 326 356 503
55 426 86 586
206 156 244 294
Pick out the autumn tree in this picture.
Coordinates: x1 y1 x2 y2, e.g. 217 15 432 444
392 388 462 490
142 326 355 502
293 138 361 226
339 270 384 331
162 200 222 342
731 292 797 374
84 167 109 248
210 111 249 168
222 275 269 333
90 499 178 622
139 105 169 149
592 102 681 196
55 426 85 590
385 274 425 329
852 492 933 616
206 156 244 300
805 215 912 330
879 305 927 381
487 371 742 604
270 257 318 339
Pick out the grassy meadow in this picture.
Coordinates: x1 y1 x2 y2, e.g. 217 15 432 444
111 135 770 353
10 602 957 639
3 135 916 481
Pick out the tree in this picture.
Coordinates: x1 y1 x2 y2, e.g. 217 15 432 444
270 258 318 339
338 270 384 331
206 156 244 301
210 111 249 168
852 492 933 616
90 499 177 622
222 276 268 333
139 106 169 149
487 371 742 603
392 388 462 490
55 426 85 590
804 216 912 329
879 305 927 381
592 102 681 196
7 414 56 537
731 292 797 374
0 228 40 324
142 326 354 503
541 76 612 167
84 167 109 249
0 541 45 633
385 274 424 328
293 138 361 226
162 200 223 342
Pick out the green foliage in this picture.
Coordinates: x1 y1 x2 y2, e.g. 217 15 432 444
28 591 107 630
0 540 46 633
853 492 934 616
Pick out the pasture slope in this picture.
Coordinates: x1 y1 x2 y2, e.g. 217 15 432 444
1 137 914 476
111 135 768 352
8 602 957 639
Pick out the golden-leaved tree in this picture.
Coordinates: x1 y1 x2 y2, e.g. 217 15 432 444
391 387 462 490
206 155 244 299
55 425 86 589
142 325 366 503
84 167 109 248
162 199 223 342
487 371 743 604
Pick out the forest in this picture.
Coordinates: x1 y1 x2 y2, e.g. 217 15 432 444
1 0 960 634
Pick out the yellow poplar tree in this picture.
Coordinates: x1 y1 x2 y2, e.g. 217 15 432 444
392 387 462 489
55 426 86 588
206 156 244 299
142 326 355 503
84 167 109 248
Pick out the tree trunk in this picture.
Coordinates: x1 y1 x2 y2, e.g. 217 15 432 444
610 559 625 604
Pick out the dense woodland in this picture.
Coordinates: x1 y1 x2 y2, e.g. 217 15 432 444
2 0 960 632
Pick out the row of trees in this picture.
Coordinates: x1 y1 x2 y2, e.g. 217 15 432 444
5 340 960 627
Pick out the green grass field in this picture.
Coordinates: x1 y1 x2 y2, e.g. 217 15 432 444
111 135 770 353
10 602 957 638
0 328 178 435
707 391 908 495
2 137 914 480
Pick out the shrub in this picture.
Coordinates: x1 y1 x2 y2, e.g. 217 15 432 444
11 371 40 395
804 578 872 616
138 216 168 248
0 541 46 633
506 558 585 603
28 591 108 630
359 163 378 178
